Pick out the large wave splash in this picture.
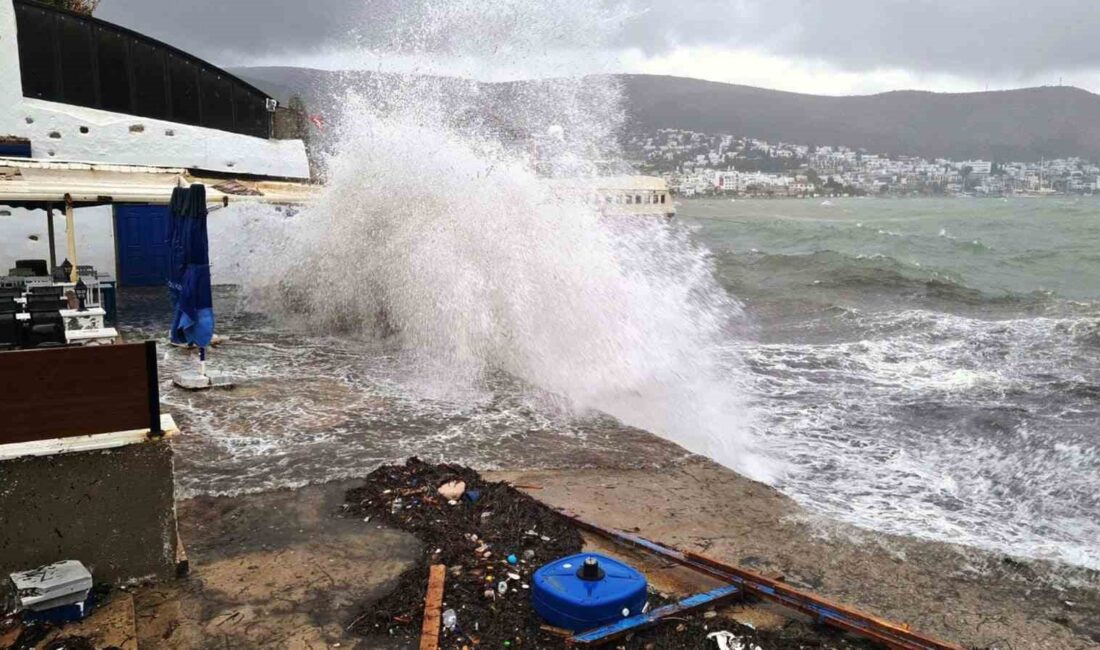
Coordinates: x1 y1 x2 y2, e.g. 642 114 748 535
234 0 777 481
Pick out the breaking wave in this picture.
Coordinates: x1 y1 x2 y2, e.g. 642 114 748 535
739 307 1100 570
231 0 776 482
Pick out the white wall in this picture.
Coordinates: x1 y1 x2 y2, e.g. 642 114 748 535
1 202 286 286
0 205 116 276
0 2 310 180
207 203 290 286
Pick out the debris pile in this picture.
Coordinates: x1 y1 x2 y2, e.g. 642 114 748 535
344 459 883 649
344 458 583 647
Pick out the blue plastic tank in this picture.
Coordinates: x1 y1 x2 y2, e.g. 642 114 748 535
531 553 648 631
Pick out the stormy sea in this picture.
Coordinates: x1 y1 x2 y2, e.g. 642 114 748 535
116 0 1099 578
683 197 1100 572
125 195 1100 577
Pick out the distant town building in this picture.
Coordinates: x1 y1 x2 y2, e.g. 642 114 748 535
625 127 1096 198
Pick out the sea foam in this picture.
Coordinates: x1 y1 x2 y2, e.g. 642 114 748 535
231 0 777 482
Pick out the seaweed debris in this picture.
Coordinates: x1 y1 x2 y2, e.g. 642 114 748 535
342 459 882 649
344 458 582 647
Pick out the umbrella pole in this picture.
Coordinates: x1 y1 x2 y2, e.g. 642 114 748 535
65 195 78 282
199 347 206 378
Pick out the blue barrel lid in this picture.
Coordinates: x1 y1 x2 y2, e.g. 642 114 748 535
532 552 648 630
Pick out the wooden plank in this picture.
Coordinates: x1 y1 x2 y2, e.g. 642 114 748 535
65 197 78 282
570 585 740 646
419 564 446 650
0 343 155 445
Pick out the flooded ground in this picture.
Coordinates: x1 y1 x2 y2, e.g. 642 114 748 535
120 287 690 498
117 282 1100 649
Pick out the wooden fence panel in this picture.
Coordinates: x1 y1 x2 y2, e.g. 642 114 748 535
0 342 159 445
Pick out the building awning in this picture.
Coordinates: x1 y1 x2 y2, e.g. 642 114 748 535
0 157 321 207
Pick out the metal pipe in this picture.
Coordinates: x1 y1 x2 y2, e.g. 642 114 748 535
556 509 963 650
45 203 57 271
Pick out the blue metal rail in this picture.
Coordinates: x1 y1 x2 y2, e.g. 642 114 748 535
569 585 741 646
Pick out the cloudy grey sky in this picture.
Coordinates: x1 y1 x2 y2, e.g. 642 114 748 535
96 0 1100 95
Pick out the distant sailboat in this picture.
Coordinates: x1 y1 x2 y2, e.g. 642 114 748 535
1016 157 1056 197
1037 157 1056 195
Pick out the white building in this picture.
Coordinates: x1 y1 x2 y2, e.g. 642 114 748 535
713 171 741 191
0 0 313 286
959 161 993 176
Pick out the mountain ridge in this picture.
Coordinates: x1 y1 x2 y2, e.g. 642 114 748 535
231 66 1100 162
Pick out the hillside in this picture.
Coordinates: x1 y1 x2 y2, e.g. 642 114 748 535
232 67 1100 162
617 75 1100 162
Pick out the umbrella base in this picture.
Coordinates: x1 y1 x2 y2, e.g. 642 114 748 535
173 370 235 391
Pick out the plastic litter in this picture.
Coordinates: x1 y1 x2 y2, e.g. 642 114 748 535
10 561 92 613
507 554 518 565
707 631 761 650
437 480 466 500
442 608 457 631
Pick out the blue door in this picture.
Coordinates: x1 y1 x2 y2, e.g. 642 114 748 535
114 205 171 286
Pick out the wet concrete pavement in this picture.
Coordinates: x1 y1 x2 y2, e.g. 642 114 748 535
133 481 420 649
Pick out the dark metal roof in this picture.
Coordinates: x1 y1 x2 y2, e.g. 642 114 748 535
13 0 274 101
